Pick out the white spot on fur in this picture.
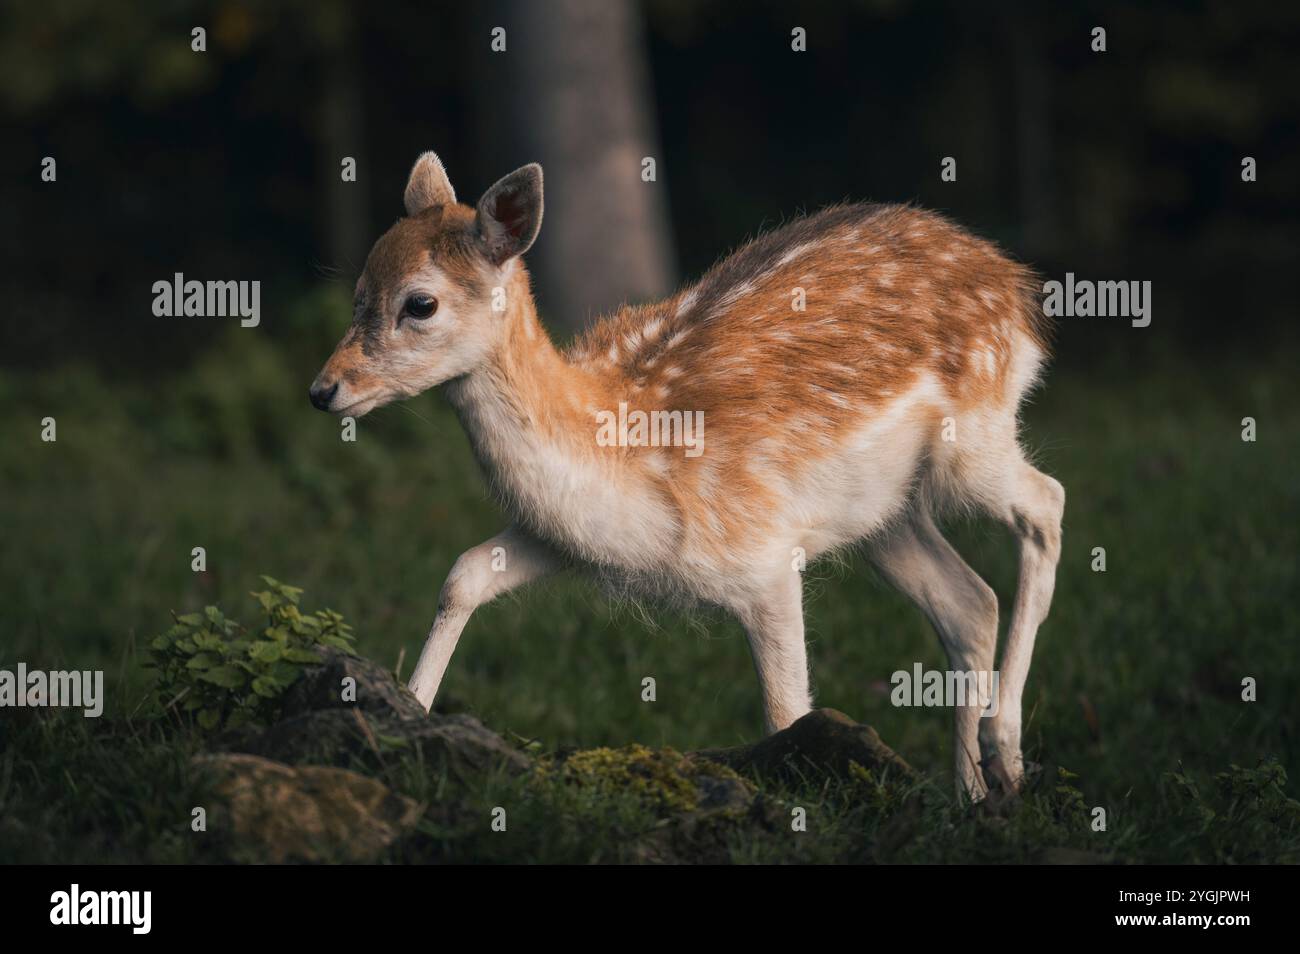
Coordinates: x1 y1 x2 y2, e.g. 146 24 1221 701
776 241 817 267
663 328 691 351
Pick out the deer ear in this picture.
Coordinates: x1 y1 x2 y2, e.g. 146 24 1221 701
476 164 543 266
404 152 456 215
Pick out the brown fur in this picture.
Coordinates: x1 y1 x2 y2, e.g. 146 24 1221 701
333 200 1045 561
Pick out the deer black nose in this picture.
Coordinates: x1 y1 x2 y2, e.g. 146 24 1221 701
309 381 339 411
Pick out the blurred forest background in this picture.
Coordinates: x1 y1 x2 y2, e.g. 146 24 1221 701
1 0 1298 829
3 0 1297 360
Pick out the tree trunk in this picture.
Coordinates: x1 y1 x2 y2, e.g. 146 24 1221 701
320 10 370 277
483 0 676 335
1006 11 1055 259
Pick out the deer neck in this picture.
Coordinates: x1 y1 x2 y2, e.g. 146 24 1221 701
441 269 628 548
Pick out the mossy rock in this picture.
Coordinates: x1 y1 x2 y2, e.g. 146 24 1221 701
546 744 756 818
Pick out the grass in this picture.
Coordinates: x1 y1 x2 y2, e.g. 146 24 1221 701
2 288 1298 862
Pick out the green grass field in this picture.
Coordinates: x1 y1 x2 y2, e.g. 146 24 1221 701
2 291 1298 863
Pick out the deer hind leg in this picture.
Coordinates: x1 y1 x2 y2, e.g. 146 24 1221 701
974 456 1065 793
735 569 813 734
869 508 1000 801
408 526 559 711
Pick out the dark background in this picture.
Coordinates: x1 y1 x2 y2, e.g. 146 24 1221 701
3 0 1297 365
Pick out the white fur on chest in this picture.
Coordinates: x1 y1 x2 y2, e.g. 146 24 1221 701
450 370 946 604
448 376 681 573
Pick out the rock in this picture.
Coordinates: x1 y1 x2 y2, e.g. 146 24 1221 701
238 707 531 778
693 708 913 785
553 744 757 818
410 712 533 777
548 744 767 864
693 771 757 816
195 753 423 863
223 647 531 779
280 647 426 722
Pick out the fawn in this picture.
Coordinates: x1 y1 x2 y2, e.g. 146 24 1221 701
309 152 1064 799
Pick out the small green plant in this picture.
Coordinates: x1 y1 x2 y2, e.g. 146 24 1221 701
1158 758 1300 861
1216 758 1297 805
1050 766 1090 823
147 576 355 731
1164 758 1300 826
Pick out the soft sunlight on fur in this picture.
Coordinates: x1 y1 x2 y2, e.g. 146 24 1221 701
310 151 1064 801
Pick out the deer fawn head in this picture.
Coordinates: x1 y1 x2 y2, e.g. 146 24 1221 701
309 152 544 416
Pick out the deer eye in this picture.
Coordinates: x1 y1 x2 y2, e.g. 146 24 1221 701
404 294 438 319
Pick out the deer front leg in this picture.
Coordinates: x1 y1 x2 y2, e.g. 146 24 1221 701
736 570 813 734
408 526 559 711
